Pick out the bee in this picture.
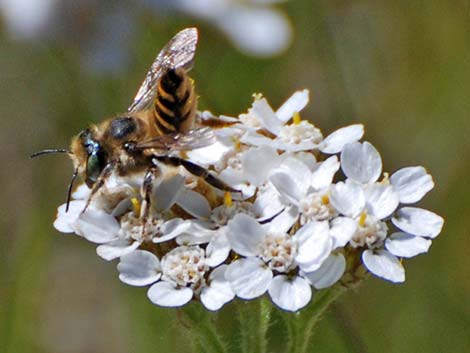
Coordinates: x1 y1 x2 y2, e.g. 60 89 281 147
31 27 233 214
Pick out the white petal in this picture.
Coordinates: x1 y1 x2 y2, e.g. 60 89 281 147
96 239 140 261
226 214 265 256
329 217 357 249
321 124 364 154
250 97 283 135
392 207 444 239
147 281 193 307
117 250 161 286
310 156 340 190
240 130 278 148
186 141 231 167
219 168 256 200
266 207 298 234
205 233 231 267
253 184 285 221
293 151 317 171
241 146 281 186
176 189 211 220
385 232 432 258
71 184 91 200
390 166 434 204
362 249 405 283
275 90 309 123
268 275 311 312
53 201 86 234
225 258 273 299
303 253 346 289
269 157 311 204
330 180 365 218
153 218 205 244
296 221 333 272
341 141 382 183
200 265 235 311
364 184 399 219
74 209 120 244
153 174 185 211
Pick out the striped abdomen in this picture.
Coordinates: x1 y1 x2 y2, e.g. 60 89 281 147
154 68 196 135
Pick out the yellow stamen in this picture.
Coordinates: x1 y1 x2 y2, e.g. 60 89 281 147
358 212 367 227
293 111 302 125
321 194 330 205
224 192 233 207
131 197 141 217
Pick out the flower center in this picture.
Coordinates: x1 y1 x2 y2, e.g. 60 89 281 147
119 211 163 242
299 192 336 224
350 213 388 249
161 246 208 287
278 121 323 145
260 233 298 273
210 202 256 226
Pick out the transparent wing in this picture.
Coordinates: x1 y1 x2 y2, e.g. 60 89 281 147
128 27 198 113
135 127 216 152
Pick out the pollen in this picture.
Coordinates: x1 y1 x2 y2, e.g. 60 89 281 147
224 192 233 207
321 194 330 204
131 197 141 217
359 212 367 227
293 111 302 125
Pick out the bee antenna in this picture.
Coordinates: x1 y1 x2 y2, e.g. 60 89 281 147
30 149 70 159
65 168 79 213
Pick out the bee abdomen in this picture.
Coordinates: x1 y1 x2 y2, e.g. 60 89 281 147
154 68 196 134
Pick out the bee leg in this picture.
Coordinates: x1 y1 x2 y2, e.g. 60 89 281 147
140 166 160 239
82 163 114 214
154 156 238 192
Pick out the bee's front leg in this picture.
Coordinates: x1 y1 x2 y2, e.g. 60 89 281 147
140 166 160 239
82 162 115 214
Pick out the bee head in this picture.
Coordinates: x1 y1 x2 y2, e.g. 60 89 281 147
74 129 109 188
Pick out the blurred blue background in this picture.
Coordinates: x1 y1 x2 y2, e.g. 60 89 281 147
0 1 468 352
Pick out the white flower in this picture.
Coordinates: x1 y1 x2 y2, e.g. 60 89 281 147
332 144 443 282
118 246 234 310
269 155 339 223
240 91 325 152
219 145 282 199
174 0 292 57
225 210 333 311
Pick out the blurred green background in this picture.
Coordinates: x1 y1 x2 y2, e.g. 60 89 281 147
0 1 468 352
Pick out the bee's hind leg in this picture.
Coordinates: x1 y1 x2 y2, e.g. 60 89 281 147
154 156 237 193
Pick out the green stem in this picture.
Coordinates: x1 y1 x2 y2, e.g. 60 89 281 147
236 298 271 353
179 303 228 353
283 286 346 353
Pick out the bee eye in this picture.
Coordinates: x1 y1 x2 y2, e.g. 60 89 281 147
86 153 102 185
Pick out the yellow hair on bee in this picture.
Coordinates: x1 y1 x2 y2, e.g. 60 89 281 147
131 197 141 217
224 192 233 207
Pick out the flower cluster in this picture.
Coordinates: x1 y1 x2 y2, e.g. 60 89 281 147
54 90 443 312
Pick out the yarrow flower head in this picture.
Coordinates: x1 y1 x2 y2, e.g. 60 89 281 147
54 90 444 312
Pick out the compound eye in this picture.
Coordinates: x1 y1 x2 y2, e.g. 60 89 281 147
86 153 102 185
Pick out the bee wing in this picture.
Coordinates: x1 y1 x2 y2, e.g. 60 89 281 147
128 27 198 113
136 127 216 152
